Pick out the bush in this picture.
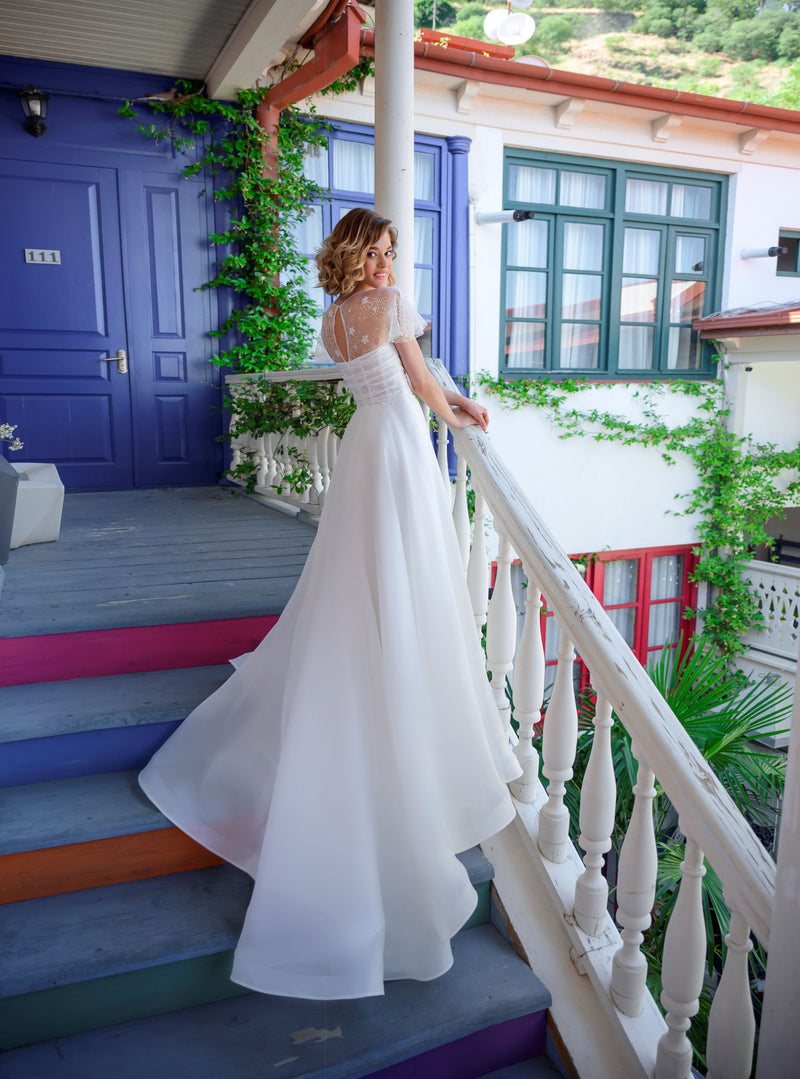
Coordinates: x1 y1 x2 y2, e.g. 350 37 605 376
691 8 731 52
536 14 577 49
636 0 704 40
414 0 457 29
778 23 800 60
696 55 723 75
720 15 782 59
452 14 488 39
455 2 488 22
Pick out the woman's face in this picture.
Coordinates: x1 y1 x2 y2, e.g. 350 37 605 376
358 229 395 290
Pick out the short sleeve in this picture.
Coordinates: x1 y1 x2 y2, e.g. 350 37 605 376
388 290 427 344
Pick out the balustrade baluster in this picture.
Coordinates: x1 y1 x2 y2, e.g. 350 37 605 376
297 433 311 503
467 491 489 636
485 532 516 739
452 455 470 570
264 431 278 491
656 835 707 1079
611 743 657 1017
508 564 544 803
706 909 755 1079
437 421 451 499
538 625 578 862
308 433 324 504
256 436 269 489
573 691 615 935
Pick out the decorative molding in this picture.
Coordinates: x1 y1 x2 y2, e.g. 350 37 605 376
454 80 479 114
359 75 375 99
651 113 682 143
553 97 585 130
739 128 769 155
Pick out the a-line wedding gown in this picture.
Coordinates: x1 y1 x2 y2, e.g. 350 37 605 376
139 287 521 1000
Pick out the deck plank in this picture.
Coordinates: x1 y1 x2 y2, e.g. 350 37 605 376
0 488 316 637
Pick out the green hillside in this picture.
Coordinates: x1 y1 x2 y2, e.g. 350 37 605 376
415 1 800 108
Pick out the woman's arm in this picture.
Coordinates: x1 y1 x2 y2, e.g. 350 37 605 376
394 338 485 430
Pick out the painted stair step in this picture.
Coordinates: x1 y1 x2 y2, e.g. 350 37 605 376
0 664 235 786
0 615 277 687
0 853 496 1047
0 923 551 1079
480 1057 564 1077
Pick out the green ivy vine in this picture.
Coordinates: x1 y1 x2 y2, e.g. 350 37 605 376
478 367 800 658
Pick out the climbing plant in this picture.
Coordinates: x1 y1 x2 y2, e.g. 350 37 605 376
477 366 800 657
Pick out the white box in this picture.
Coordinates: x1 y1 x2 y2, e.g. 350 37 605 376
10 463 65 548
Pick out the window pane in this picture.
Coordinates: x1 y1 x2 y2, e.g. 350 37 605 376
333 140 374 192
303 143 328 185
623 228 660 275
560 324 599 368
563 222 604 271
414 268 432 315
508 164 556 204
292 204 324 255
505 321 546 368
670 280 706 322
607 606 636 648
507 218 548 267
604 559 639 604
560 171 606 209
618 325 654 369
778 234 800 274
648 601 681 648
626 178 668 215
671 184 712 220
667 326 701 370
621 278 658 322
506 271 547 318
562 274 602 320
414 216 433 264
651 554 684 599
414 152 435 201
675 235 706 274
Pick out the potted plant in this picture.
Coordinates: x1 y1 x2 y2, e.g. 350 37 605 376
0 423 23 564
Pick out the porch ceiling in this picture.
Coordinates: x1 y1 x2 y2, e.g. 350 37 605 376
0 0 323 99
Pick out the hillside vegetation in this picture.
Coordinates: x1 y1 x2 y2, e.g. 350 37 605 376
415 0 800 107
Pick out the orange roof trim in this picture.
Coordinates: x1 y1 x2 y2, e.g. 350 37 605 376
695 301 800 337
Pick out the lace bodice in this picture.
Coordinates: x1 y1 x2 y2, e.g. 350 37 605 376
315 288 427 408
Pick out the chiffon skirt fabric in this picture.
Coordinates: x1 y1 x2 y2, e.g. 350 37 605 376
139 384 521 1000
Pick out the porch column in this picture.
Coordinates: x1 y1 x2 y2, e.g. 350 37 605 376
756 637 800 1076
374 0 415 296
446 135 471 387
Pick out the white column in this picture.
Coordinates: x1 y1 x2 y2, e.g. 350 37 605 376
706 908 755 1079
374 0 415 296
538 626 578 863
573 692 615 936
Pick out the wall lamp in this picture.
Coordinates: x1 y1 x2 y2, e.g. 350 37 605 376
475 209 535 225
18 86 49 137
740 246 788 259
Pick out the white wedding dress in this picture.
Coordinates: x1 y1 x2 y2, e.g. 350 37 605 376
139 288 521 1000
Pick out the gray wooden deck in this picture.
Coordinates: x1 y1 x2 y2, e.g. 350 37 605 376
0 487 316 638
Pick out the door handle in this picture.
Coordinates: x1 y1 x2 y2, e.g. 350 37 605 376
103 350 129 375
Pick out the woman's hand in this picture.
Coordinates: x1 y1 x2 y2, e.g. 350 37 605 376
452 397 489 432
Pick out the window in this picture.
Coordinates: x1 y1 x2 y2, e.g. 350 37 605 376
501 151 726 379
292 123 447 359
777 229 800 277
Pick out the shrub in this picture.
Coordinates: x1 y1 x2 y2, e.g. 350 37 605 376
455 2 488 22
414 0 457 29
536 14 577 49
778 23 800 60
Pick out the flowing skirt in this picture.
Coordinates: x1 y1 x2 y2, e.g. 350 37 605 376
139 390 521 999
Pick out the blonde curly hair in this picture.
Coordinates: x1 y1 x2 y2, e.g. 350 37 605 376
316 207 397 298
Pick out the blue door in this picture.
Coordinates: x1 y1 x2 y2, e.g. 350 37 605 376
0 160 221 489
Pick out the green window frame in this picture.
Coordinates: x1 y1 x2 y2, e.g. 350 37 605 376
777 229 800 277
500 151 727 380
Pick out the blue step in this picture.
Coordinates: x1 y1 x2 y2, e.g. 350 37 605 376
481 1058 564 1077
0 665 232 786
0 923 551 1079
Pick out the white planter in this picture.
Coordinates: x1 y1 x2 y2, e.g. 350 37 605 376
10 462 64 549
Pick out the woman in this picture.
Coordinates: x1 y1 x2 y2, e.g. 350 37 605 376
139 208 521 1001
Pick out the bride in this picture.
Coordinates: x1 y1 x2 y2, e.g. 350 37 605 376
139 207 521 1001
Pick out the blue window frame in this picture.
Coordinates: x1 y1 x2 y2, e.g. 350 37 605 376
501 150 727 379
294 121 449 362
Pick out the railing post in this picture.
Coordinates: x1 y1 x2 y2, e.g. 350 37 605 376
436 421 451 498
656 835 707 1079
538 625 578 862
452 454 470 570
485 532 516 738
611 743 657 1017
509 564 545 803
467 490 489 636
706 908 755 1079
574 691 615 935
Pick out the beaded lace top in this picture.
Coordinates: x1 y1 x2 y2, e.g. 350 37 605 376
315 288 427 407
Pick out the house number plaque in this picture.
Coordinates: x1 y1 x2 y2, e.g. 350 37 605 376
24 249 62 264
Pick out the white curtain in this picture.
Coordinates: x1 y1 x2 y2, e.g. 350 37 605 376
560 324 599 368
303 144 328 185
667 326 700 370
414 269 432 315
618 325 654 370
563 222 603 271
560 171 606 209
507 218 548 268
671 184 711 220
675 234 705 274
507 271 546 318
505 321 545 369
414 216 433 264
508 165 556 204
333 140 375 193
623 228 660 275
414 153 435 201
562 274 601 320
626 178 668 215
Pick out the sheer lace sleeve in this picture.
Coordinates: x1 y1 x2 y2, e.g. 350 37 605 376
388 291 427 344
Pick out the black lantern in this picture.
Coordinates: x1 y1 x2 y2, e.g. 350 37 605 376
18 86 49 137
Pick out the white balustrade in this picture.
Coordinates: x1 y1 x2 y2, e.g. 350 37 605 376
742 558 800 660
452 454 470 570
706 909 755 1079
611 743 658 1017
467 491 490 635
437 422 451 498
485 532 517 739
538 626 578 863
508 564 545 803
656 836 707 1079
573 691 616 935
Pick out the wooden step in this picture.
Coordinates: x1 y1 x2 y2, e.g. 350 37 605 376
0 923 551 1078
